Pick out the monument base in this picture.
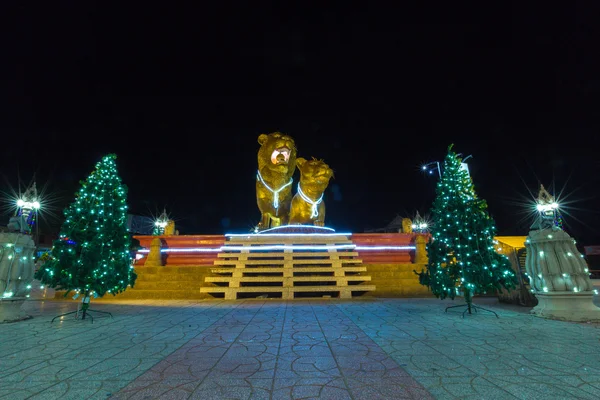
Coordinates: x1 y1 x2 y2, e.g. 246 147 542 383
0 298 31 323
531 291 600 322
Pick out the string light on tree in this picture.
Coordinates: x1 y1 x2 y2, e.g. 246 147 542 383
34 154 137 317
414 144 517 316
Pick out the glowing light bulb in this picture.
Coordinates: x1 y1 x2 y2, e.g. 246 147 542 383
16 199 25 207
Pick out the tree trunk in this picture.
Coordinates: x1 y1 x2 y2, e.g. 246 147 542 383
464 288 473 314
81 292 91 319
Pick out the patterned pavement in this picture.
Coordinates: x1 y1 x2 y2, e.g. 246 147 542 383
1 296 600 399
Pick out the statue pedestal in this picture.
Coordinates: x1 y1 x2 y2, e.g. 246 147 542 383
525 227 600 322
532 291 600 322
0 297 30 323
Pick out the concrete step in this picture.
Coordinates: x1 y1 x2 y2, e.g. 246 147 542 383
201 284 376 293
135 273 210 282
133 281 204 290
217 251 360 258
206 276 371 283
214 259 362 266
135 266 211 274
211 266 367 274
110 289 209 300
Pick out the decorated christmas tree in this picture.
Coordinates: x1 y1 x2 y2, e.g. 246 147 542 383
34 154 137 299
415 145 517 313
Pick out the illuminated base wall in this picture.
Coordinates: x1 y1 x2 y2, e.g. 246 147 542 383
55 232 433 301
132 233 415 267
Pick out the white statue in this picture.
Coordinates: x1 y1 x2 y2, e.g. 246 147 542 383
524 185 600 321
0 232 36 322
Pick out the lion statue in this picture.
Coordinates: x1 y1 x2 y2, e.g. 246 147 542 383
256 132 297 230
289 157 334 226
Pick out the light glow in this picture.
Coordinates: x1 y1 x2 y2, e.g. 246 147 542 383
16 199 40 210
227 225 347 236
411 223 428 230
256 170 292 209
297 184 323 218
536 202 559 212
227 232 353 237
138 244 416 253
254 225 335 234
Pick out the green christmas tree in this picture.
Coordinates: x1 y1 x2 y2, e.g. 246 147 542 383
35 154 137 299
415 145 517 312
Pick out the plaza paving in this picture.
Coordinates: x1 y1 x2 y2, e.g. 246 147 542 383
1 295 600 400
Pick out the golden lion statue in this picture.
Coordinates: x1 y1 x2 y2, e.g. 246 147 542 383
289 157 334 226
256 132 297 230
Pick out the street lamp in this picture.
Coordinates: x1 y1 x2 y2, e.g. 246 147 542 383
421 154 473 180
153 208 169 235
532 184 561 230
421 161 441 178
15 182 41 237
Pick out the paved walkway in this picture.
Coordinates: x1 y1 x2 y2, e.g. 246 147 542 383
1 296 600 399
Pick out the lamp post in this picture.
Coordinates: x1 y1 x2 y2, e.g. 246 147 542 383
154 208 169 235
15 182 41 240
421 153 473 181
532 184 560 230
421 161 441 178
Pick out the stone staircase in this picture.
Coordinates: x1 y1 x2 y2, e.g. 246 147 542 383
104 266 213 300
200 231 375 300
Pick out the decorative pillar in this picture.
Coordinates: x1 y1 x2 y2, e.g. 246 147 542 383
144 238 163 267
401 218 413 233
525 228 600 321
164 220 175 236
1 232 36 322
414 234 428 264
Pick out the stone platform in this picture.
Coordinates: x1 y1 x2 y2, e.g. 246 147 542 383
92 229 431 300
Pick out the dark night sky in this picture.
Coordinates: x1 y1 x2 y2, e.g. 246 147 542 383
2 3 600 244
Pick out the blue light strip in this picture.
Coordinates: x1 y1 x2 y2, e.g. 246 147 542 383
228 224 338 236
137 245 416 253
226 232 353 237
355 246 415 251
